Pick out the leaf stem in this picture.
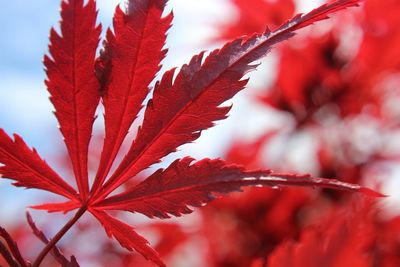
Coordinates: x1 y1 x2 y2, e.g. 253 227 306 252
0 240 20 267
32 206 87 267
0 226 28 266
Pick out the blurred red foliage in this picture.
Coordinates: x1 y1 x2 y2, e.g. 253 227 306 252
219 0 295 40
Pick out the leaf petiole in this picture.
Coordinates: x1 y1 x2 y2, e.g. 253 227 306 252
32 205 87 267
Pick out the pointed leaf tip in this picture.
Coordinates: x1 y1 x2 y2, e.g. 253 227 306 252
359 187 387 198
30 200 80 214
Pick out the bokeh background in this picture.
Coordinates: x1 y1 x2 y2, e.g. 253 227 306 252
1 0 400 266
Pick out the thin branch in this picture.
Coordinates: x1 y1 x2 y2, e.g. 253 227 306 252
26 212 79 266
0 227 28 267
0 240 20 267
31 206 86 267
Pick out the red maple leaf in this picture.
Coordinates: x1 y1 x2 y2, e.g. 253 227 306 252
0 0 379 266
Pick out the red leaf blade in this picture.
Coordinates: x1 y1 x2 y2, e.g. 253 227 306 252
45 0 101 199
96 157 378 219
92 0 173 195
0 129 77 199
30 200 81 214
90 209 165 267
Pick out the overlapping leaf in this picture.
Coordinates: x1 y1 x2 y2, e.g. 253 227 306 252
91 0 173 195
98 0 363 200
